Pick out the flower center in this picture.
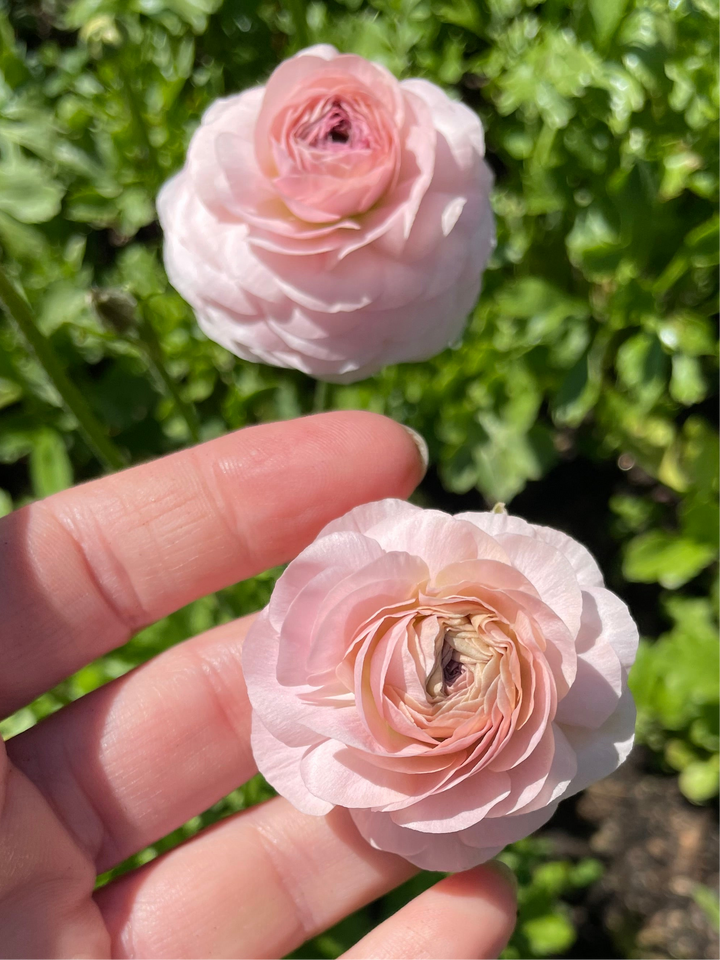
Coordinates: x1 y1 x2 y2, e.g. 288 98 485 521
328 117 350 143
442 653 464 686
426 614 494 701
294 97 371 152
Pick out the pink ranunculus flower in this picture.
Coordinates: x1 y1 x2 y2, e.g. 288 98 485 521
157 46 495 383
243 500 638 872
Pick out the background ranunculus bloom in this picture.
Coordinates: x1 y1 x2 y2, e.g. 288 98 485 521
244 500 639 872
158 45 495 383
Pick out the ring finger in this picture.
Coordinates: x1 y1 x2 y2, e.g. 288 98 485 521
96 798 417 959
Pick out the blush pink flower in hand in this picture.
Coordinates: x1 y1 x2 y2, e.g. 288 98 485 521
243 500 638 871
158 46 495 382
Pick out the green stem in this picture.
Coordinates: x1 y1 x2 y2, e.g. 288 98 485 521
531 122 557 171
137 305 201 443
0 264 126 472
654 252 689 296
312 379 329 413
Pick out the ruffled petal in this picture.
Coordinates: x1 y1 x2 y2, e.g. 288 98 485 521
251 717 333 815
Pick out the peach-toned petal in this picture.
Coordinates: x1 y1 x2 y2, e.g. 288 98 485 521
251 717 333 816
242 611 324 746
487 725 557 816
241 499 638 869
555 590 625 729
268 531 385 633
351 808 506 871
305 553 428 678
457 513 605 589
504 724 577 815
301 740 448 809
491 534 583 638
562 686 636 795
387 769 510 832
583 586 639 671
460 802 559 850
319 500 510 571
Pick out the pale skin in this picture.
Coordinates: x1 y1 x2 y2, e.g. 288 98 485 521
0 411 517 959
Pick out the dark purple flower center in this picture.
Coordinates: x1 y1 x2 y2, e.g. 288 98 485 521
442 656 464 686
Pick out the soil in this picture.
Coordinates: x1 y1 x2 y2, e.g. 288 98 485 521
544 748 719 960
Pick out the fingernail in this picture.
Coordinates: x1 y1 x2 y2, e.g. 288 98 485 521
486 859 518 895
402 425 429 476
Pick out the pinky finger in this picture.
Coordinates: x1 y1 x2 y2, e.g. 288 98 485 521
341 862 517 960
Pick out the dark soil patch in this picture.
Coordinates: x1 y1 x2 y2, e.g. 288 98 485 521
542 749 719 960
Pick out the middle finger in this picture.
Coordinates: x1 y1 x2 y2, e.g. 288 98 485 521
7 616 257 871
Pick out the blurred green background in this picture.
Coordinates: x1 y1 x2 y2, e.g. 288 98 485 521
0 0 717 957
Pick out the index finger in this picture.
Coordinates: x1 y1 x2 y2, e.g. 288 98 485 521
0 411 426 715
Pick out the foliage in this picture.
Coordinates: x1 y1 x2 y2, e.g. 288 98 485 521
500 844 604 959
0 0 717 957
631 595 719 802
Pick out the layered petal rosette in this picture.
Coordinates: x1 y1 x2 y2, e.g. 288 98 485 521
158 46 495 383
243 500 638 871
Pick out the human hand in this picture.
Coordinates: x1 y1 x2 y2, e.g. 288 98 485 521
0 411 517 959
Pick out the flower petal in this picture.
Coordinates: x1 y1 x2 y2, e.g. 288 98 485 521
251 717 333 815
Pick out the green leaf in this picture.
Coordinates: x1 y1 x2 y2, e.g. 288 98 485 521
473 423 556 504
435 0 482 34
570 858 604 888
62 0 113 30
670 354 706 405
566 207 624 279
629 640 659 713
0 375 22 410
29 429 74 499
522 913 576 956
690 711 720 752
0 159 65 224
665 737 699 771
609 494 656 534
494 277 589 345
532 861 571 897
694 884 720 931
154 0 223 32
631 597 719 734
690 422 720 488
552 351 600 427
616 332 669 407
623 530 716 589
39 281 93 335
116 186 156 237
0 488 12 517
679 755 719 803
681 498 720 549
0 210 48 261
441 443 479 494
658 314 717 357
589 0 628 46
678 418 719 495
